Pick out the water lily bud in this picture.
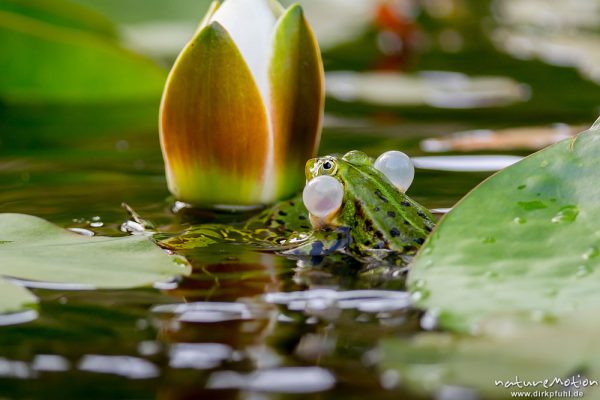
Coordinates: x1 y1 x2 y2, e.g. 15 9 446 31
160 0 324 207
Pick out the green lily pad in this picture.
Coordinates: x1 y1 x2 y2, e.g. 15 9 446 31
0 10 166 104
381 312 600 398
0 214 190 315
0 0 117 38
0 279 37 315
409 121 600 332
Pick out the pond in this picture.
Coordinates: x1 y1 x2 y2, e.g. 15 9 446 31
2 0 600 398
0 104 585 399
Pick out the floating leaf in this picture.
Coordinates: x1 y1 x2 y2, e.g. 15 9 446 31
0 279 37 316
381 312 600 398
409 122 600 332
0 0 117 38
71 0 216 24
0 11 166 104
0 214 190 315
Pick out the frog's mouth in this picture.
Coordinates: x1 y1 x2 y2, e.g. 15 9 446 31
309 210 341 230
302 175 344 230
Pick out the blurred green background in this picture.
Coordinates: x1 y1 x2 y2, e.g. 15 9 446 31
1 2 600 399
2 0 599 149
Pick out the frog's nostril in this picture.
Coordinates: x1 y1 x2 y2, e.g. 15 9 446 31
303 176 344 219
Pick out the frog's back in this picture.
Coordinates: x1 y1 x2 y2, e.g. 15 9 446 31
340 163 434 254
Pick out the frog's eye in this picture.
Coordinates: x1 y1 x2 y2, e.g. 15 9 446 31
374 151 415 193
303 176 344 218
319 159 337 175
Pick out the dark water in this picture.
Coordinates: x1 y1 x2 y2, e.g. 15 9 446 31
0 103 589 399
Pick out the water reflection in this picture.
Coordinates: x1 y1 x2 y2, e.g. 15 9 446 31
207 367 336 393
152 302 256 323
169 343 233 370
265 290 412 314
78 355 160 379
326 71 527 108
413 155 523 172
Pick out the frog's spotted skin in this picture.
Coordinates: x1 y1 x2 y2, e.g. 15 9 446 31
160 150 435 266
161 196 310 251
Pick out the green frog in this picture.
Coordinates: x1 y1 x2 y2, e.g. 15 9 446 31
159 150 435 266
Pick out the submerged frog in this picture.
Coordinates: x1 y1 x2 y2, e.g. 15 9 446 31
160 150 435 266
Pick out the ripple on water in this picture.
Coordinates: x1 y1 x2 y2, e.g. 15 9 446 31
0 358 33 379
31 355 70 372
169 343 233 370
265 289 412 314
412 155 522 172
78 355 159 379
207 367 336 393
151 302 259 323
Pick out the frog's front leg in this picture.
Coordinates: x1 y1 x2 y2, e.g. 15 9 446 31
280 227 351 257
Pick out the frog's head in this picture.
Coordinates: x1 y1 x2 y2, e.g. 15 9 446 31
302 150 415 228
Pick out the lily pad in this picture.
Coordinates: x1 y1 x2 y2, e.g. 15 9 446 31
409 121 600 332
0 214 190 315
0 279 37 315
0 10 166 104
381 312 600 398
0 0 117 38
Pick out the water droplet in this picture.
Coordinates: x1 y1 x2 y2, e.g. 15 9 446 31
513 217 526 224
413 279 427 289
540 160 549 168
68 228 94 237
551 205 579 224
582 247 599 260
518 200 547 211
576 265 593 278
530 310 555 323
483 270 499 279
420 309 439 330
482 236 496 244
411 289 430 302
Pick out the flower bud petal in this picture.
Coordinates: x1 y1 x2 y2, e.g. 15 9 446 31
160 22 271 206
269 4 324 200
374 151 415 193
211 0 277 102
